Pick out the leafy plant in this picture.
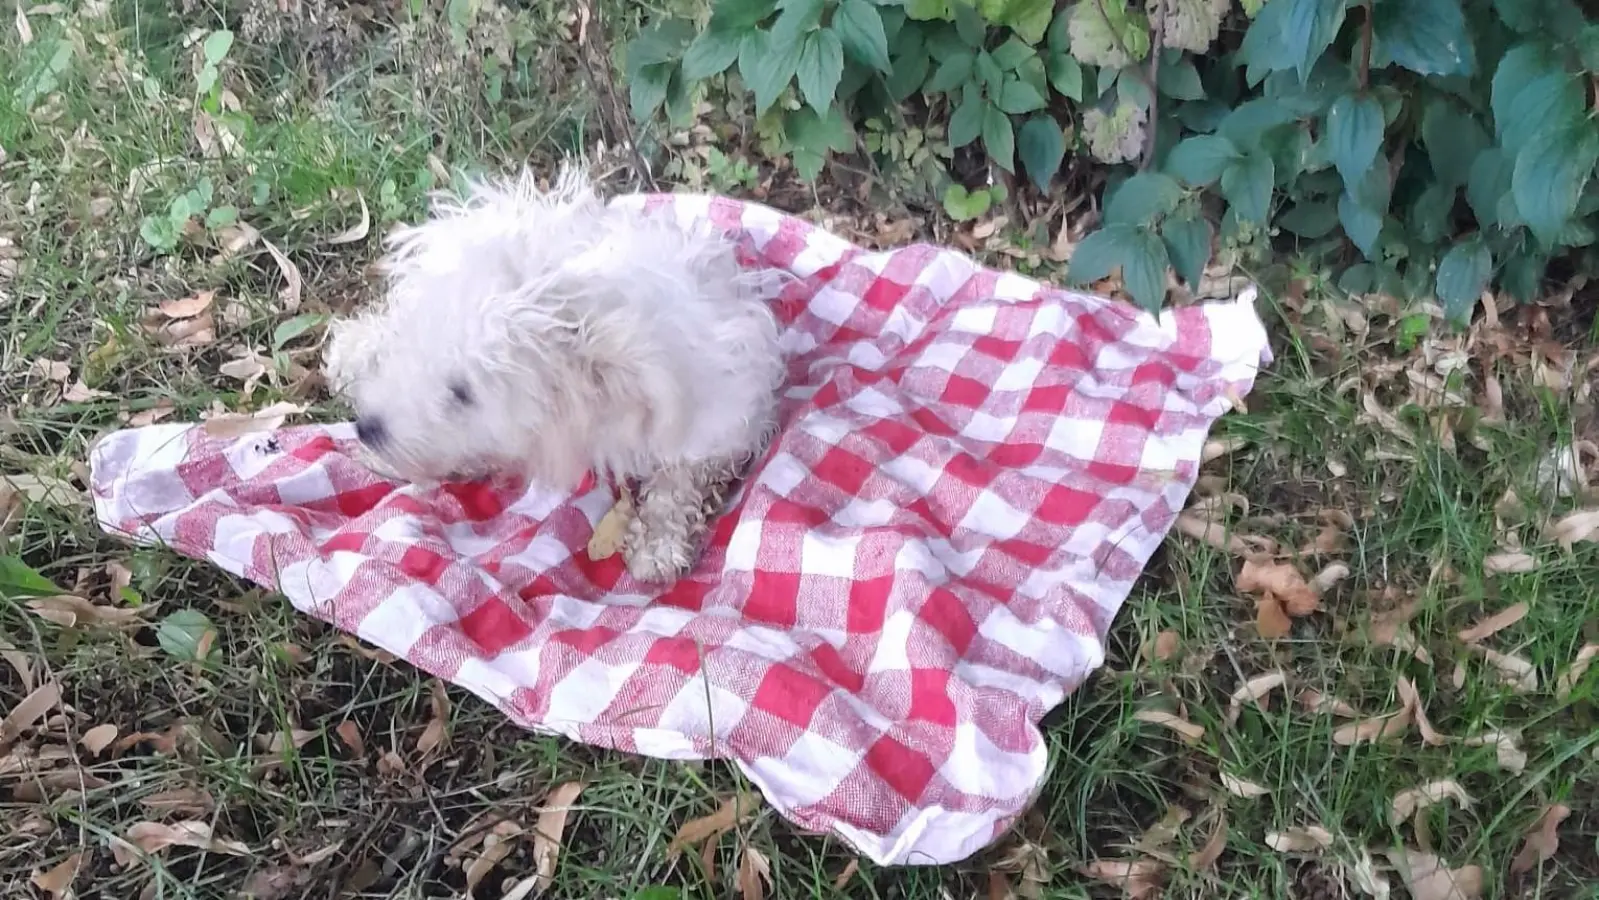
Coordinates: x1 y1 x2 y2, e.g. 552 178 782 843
139 177 239 255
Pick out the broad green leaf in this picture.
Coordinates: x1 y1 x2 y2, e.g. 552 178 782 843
157 609 218 663
1164 134 1241 187
1580 22 1599 72
629 62 674 121
1221 152 1275 224
1511 119 1599 246
1046 3 1070 54
1115 66 1154 110
1434 236 1492 323
905 0 954 20
788 103 853 180
983 103 1016 172
1217 98 1297 151
1489 45 1566 148
796 28 845 113
1160 214 1212 289
710 0 779 31
942 184 992 220
1105 172 1182 227
1371 0 1474 77
1277 200 1339 238
1156 57 1205 100
833 0 892 73
1498 72 1584 159
1466 148 1512 227
949 84 985 147
628 20 695 69
978 0 1053 43
995 78 1046 114
0 555 61 599
682 27 744 79
1017 115 1065 191
953 0 986 45
740 31 803 112
1238 0 1297 85
990 37 1035 72
1346 157 1392 213
1046 51 1082 100
1408 183 1456 245
887 40 931 101
272 313 327 350
927 51 975 92
1282 0 1346 82
975 49 1005 89
1499 248 1547 303
1122 227 1170 313
1421 100 1488 190
1065 223 1142 286
1494 0 1586 35
1325 93 1384 190
1338 191 1383 259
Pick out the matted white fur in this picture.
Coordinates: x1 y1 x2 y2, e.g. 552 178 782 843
325 164 788 581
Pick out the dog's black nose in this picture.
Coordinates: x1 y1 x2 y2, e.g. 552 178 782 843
355 416 388 448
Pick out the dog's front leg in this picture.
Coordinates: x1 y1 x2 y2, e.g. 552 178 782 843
622 457 740 583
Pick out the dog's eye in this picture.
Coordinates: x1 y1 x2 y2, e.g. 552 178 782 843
448 379 474 407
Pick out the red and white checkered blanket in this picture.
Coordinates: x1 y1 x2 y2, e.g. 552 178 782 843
90 193 1270 865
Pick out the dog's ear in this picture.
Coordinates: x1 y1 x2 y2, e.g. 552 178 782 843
323 314 388 394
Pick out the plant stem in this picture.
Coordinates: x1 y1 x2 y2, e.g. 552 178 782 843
1141 0 1164 171
1359 1 1374 92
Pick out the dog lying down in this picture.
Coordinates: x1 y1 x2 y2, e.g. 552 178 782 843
324 166 790 583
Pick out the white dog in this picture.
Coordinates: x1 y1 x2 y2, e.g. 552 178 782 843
324 165 787 582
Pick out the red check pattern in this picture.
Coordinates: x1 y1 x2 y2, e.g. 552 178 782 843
90 193 1271 865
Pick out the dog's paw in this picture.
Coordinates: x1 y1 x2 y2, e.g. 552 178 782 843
622 515 699 583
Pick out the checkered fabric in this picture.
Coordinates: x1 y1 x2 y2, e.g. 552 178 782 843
90 193 1271 866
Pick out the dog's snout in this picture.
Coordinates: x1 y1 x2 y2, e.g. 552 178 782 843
355 416 388 448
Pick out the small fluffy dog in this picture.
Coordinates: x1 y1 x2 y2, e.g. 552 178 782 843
324 166 787 582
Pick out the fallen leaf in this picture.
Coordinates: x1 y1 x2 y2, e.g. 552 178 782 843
1547 508 1599 550
1150 630 1180 662
1555 644 1597 700
1227 671 1287 724
1202 437 1248 464
28 595 148 629
201 401 305 439
218 354 268 383
1221 773 1269 798
334 721 364 757
1257 595 1293 639
81 723 119 755
62 380 112 403
1456 602 1528 643
1462 730 1527 774
463 819 522 894
1265 826 1334 853
1173 509 1276 556
1297 689 1362 718
0 635 35 694
31 852 82 899
14 1 32 44
831 858 860 890
141 309 216 348
1387 849 1483 900
1135 806 1193 852
1309 561 1351 594
110 820 250 866
1483 551 1537 574
1238 559 1322 615
526 780 586 897
738 844 772 900
1334 704 1412 745
416 681 450 756
587 489 634 560
261 237 303 310
1473 646 1537 693
1189 813 1227 870
1132 710 1205 743
0 680 61 749
31 359 70 382
325 192 370 245
1078 859 1165 899
139 787 217 817
158 291 216 319
240 864 312 900
127 401 176 427
1395 677 1448 747
1510 803 1570 875
667 792 762 858
1390 780 1474 824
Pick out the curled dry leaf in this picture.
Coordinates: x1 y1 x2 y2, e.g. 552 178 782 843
1472 646 1538 693
416 681 450 756
1456 602 1528 643
1390 780 1474 824
1510 803 1570 875
158 290 216 319
1395 677 1448 747
463 820 523 894
1297 689 1361 718
325 191 371 245
1132 710 1205 744
832 858 860 890
1221 773 1269 798
261 237 303 311
31 359 70 382
1078 859 1165 899
1226 671 1286 725
0 635 35 694
527 780 586 897
1555 644 1598 700
1237 560 1322 616
80 723 119 755
1387 849 1483 900
1256 596 1294 639
738 844 772 900
1310 562 1351 594
1189 813 1228 871
1547 508 1599 550
1201 436 1248 464
667 792 763 858
1462 730 1526 775
1150 630 1180 662
1333 704 1412 746
587 489 635 560
0 680 61 749
201 401 306 439
1483 551 1537 574
140 786 217 817
111 820 250 867
1172 509 1276 556
1264 826 1334 853
334 720 365 757
31 852 83 900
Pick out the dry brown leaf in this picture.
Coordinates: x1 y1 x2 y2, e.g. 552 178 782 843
1189 813 1228 871
1473 646 1538 693
81 723 119 755
128 401 176 427
28 595 146 629
14 1 32 43
1264 826 1334 853
1256 596 1293 640
831 858 860 890
463 820 522 894
139 786 216 817
1510 804 1570 875
32 358 70 382
587 489 634 560
737 845 772 900
416 681 450 756
1221 773 1269 798
1334 704 1412 746
201 401 305 439
667 792 762 857
334 720 364 757
527 780 586 897
1310 562 1351 594
1238 559 1322 615
111 820 250 866
1078 859 1165 899
1390 780 1474 824
325 192 370 245
1396 677 1448 746
142 310 216 348
1172 509 1275 556
1456 602 1528 643
1547 508 1599 549
0 635 35 694
1227 671 1287 724
1297 689 1361 718
1 680 61 748
158 291 216 319
1201 437 1248 464
261 237 303 310
1135 806 1193 852
31 852 83 899
1483 551 1537 574
1462 730 1526 774
1388 850 1483 900
1556 644 1598 700
240 864 312 900
1132 710 1205 743
1150 630 1180 662
63 380 112 403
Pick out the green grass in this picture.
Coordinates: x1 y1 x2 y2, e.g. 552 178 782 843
2 3 1597 899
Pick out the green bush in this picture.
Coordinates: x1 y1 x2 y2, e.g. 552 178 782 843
628 0 1599 315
